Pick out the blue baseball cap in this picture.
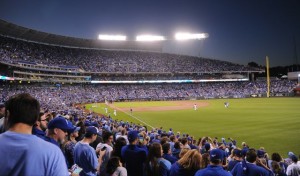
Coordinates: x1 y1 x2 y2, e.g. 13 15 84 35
204 143 211 150
48 116 75 132
67 121 80 133
257 150 265 158
91 121 99 127
210 149 224 161
128 130 139 142
85 126 100 136
84 121 91 126
73 127 81 132
233 149 242 157
241 148 249 157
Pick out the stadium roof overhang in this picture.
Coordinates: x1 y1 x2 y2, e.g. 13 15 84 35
0 19 162 52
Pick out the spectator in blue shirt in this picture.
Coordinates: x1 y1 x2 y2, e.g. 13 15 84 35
172 141 182 159
0 93 69 175
45 116 75 147
64 126 80 169
227 149 243 171
231 148 272 176
146 142 172 176
121 130 148 176
32 112 48 139
74 126 105 176
170 149 201 176
195 149 232 176
162 142 178 164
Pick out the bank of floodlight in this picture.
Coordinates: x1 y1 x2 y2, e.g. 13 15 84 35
175 32 208 40
98 34 127 41
136 35 165 41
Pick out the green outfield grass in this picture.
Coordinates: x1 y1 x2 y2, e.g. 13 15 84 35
85 97 300 157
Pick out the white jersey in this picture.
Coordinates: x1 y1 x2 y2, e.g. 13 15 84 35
193 104 197 110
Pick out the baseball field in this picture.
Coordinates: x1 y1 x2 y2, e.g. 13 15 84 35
85 97 300 157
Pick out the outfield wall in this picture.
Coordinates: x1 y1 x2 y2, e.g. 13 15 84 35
112 92 295 103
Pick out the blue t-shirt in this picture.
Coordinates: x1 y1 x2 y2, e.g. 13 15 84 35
44 136 60 147
170 162 198 176
228 160 240 171
0 131 68 176
121 144 148 176
73 142 98 176
158 158 172 176
163 153 178 164
65 140 77 168
172 148 181 159
231 161 273 176
195 165 232 176
32 127 46 140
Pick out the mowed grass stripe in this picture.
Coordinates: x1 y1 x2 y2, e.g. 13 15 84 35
113 101 178 108
86 98 300 157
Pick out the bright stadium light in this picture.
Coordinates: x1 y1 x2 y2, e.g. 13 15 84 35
98 34 127 41
136 35 165 41
175 32 208 40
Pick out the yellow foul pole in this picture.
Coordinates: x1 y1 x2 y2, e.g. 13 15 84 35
266 56 270 97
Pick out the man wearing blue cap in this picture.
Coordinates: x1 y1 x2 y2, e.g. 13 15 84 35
228 149 243 171
45 116 76 147
74 126 105 176
231 148 272 176
195 149 232 176
121 130 148 176
0 93 68 175
65 126 81 169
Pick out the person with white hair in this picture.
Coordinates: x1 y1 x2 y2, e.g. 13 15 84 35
286 155 300 176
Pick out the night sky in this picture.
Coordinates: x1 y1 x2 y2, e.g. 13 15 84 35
0 0 300 67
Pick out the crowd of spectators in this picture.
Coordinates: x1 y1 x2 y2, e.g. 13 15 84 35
0 35 261 73
0 80 296 113
0 35 299 176
0 93 300 176
90 74 246 81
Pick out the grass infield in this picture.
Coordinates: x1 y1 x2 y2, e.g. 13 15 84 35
85 97 300 157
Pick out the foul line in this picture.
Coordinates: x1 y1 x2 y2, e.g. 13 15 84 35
107 104 155 129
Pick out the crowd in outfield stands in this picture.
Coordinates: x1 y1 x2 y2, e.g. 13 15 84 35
0 80 296 113
0 36 260 73
0 93 300 176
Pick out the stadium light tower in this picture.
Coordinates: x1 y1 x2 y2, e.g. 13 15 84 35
175 32 209 40
98 34 127 41
136 35 165 41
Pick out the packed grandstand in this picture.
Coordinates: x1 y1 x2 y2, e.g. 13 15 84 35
0 20 299 176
